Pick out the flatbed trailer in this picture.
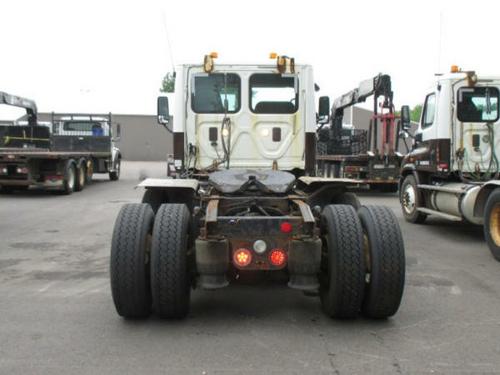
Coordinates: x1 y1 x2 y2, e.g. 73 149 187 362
0 91 121 194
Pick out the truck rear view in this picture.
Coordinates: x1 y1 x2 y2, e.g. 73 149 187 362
109 54 406 320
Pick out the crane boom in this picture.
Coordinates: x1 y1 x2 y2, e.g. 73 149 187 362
0 91 38 126
331 74 392 143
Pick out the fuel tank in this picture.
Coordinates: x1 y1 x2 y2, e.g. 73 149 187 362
429 183 482 225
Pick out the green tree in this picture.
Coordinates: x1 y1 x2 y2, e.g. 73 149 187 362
160 72 175 93
410 104 422 122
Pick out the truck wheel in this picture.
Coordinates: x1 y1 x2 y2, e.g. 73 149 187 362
484 189 500 261
109 158 121 181
110 204 154 318
400 174 426 223
358 206 405 319
320 205 365 319
85 159 94 184
332 192 361 210
74 163 86 192
151 204 191 319
61 161 76 195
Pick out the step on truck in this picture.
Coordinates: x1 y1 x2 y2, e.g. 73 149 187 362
0 91 122 194
316 74 403 192
399 66 500 260
110 53 406 320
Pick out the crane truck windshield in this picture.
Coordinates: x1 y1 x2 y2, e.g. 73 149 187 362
457 86 499 122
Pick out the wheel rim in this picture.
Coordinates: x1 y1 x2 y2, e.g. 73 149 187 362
490 203 500 247
68 167 75 190
402 183 416 214
79 167 85 187
116 161 120 176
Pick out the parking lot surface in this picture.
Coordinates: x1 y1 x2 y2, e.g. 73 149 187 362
1 161 500 374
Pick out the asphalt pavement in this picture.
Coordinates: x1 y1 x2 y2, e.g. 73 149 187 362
1 161 499 374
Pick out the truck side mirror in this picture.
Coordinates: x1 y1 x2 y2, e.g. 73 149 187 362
157 96 170 126
318 96 330 124
400 105 411 131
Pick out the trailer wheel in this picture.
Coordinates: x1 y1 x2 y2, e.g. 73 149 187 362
110 204 154 318
484 188 500 261
109 158 121 181
319 205 365 319
358 206 405 319
400 175 426 223
332 192 361 210
151 204 191 319
61 161 76 195
74 162 86 192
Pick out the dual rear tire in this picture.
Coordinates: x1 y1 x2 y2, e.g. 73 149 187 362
320 204 405 319
111 202 405 320
110 203 191 319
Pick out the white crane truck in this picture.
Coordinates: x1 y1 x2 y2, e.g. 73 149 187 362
110 54 406 320
399 67 500 261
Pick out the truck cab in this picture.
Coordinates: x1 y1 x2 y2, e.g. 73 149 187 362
158 55 317 176
400 67 500 260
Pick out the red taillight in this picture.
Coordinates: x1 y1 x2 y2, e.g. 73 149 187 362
233 248 252 267
269 249 286 267
280 222 292 233
438 162 449 171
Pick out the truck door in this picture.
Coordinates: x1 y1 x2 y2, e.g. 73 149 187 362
412 92 439 171
420 92 438 142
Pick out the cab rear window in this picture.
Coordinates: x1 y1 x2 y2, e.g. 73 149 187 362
250 74 298 114
457 87 499 122
191 73 240 114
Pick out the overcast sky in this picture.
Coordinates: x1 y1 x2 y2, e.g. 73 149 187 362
1 0 499 118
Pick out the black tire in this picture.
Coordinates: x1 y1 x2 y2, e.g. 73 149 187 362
110 203 154 318
332 192 361 210
74 162 86 192
109 158 120 181
400 174 427 223
320 205 365 319
61 161 76 195
484 188 500 261
358 206 405 319
151 204 191 319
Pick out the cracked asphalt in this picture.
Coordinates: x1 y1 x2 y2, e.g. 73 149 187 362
1 161 500 374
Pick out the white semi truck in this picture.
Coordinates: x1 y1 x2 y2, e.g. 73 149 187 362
399 67 500 260
110 54 406 320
